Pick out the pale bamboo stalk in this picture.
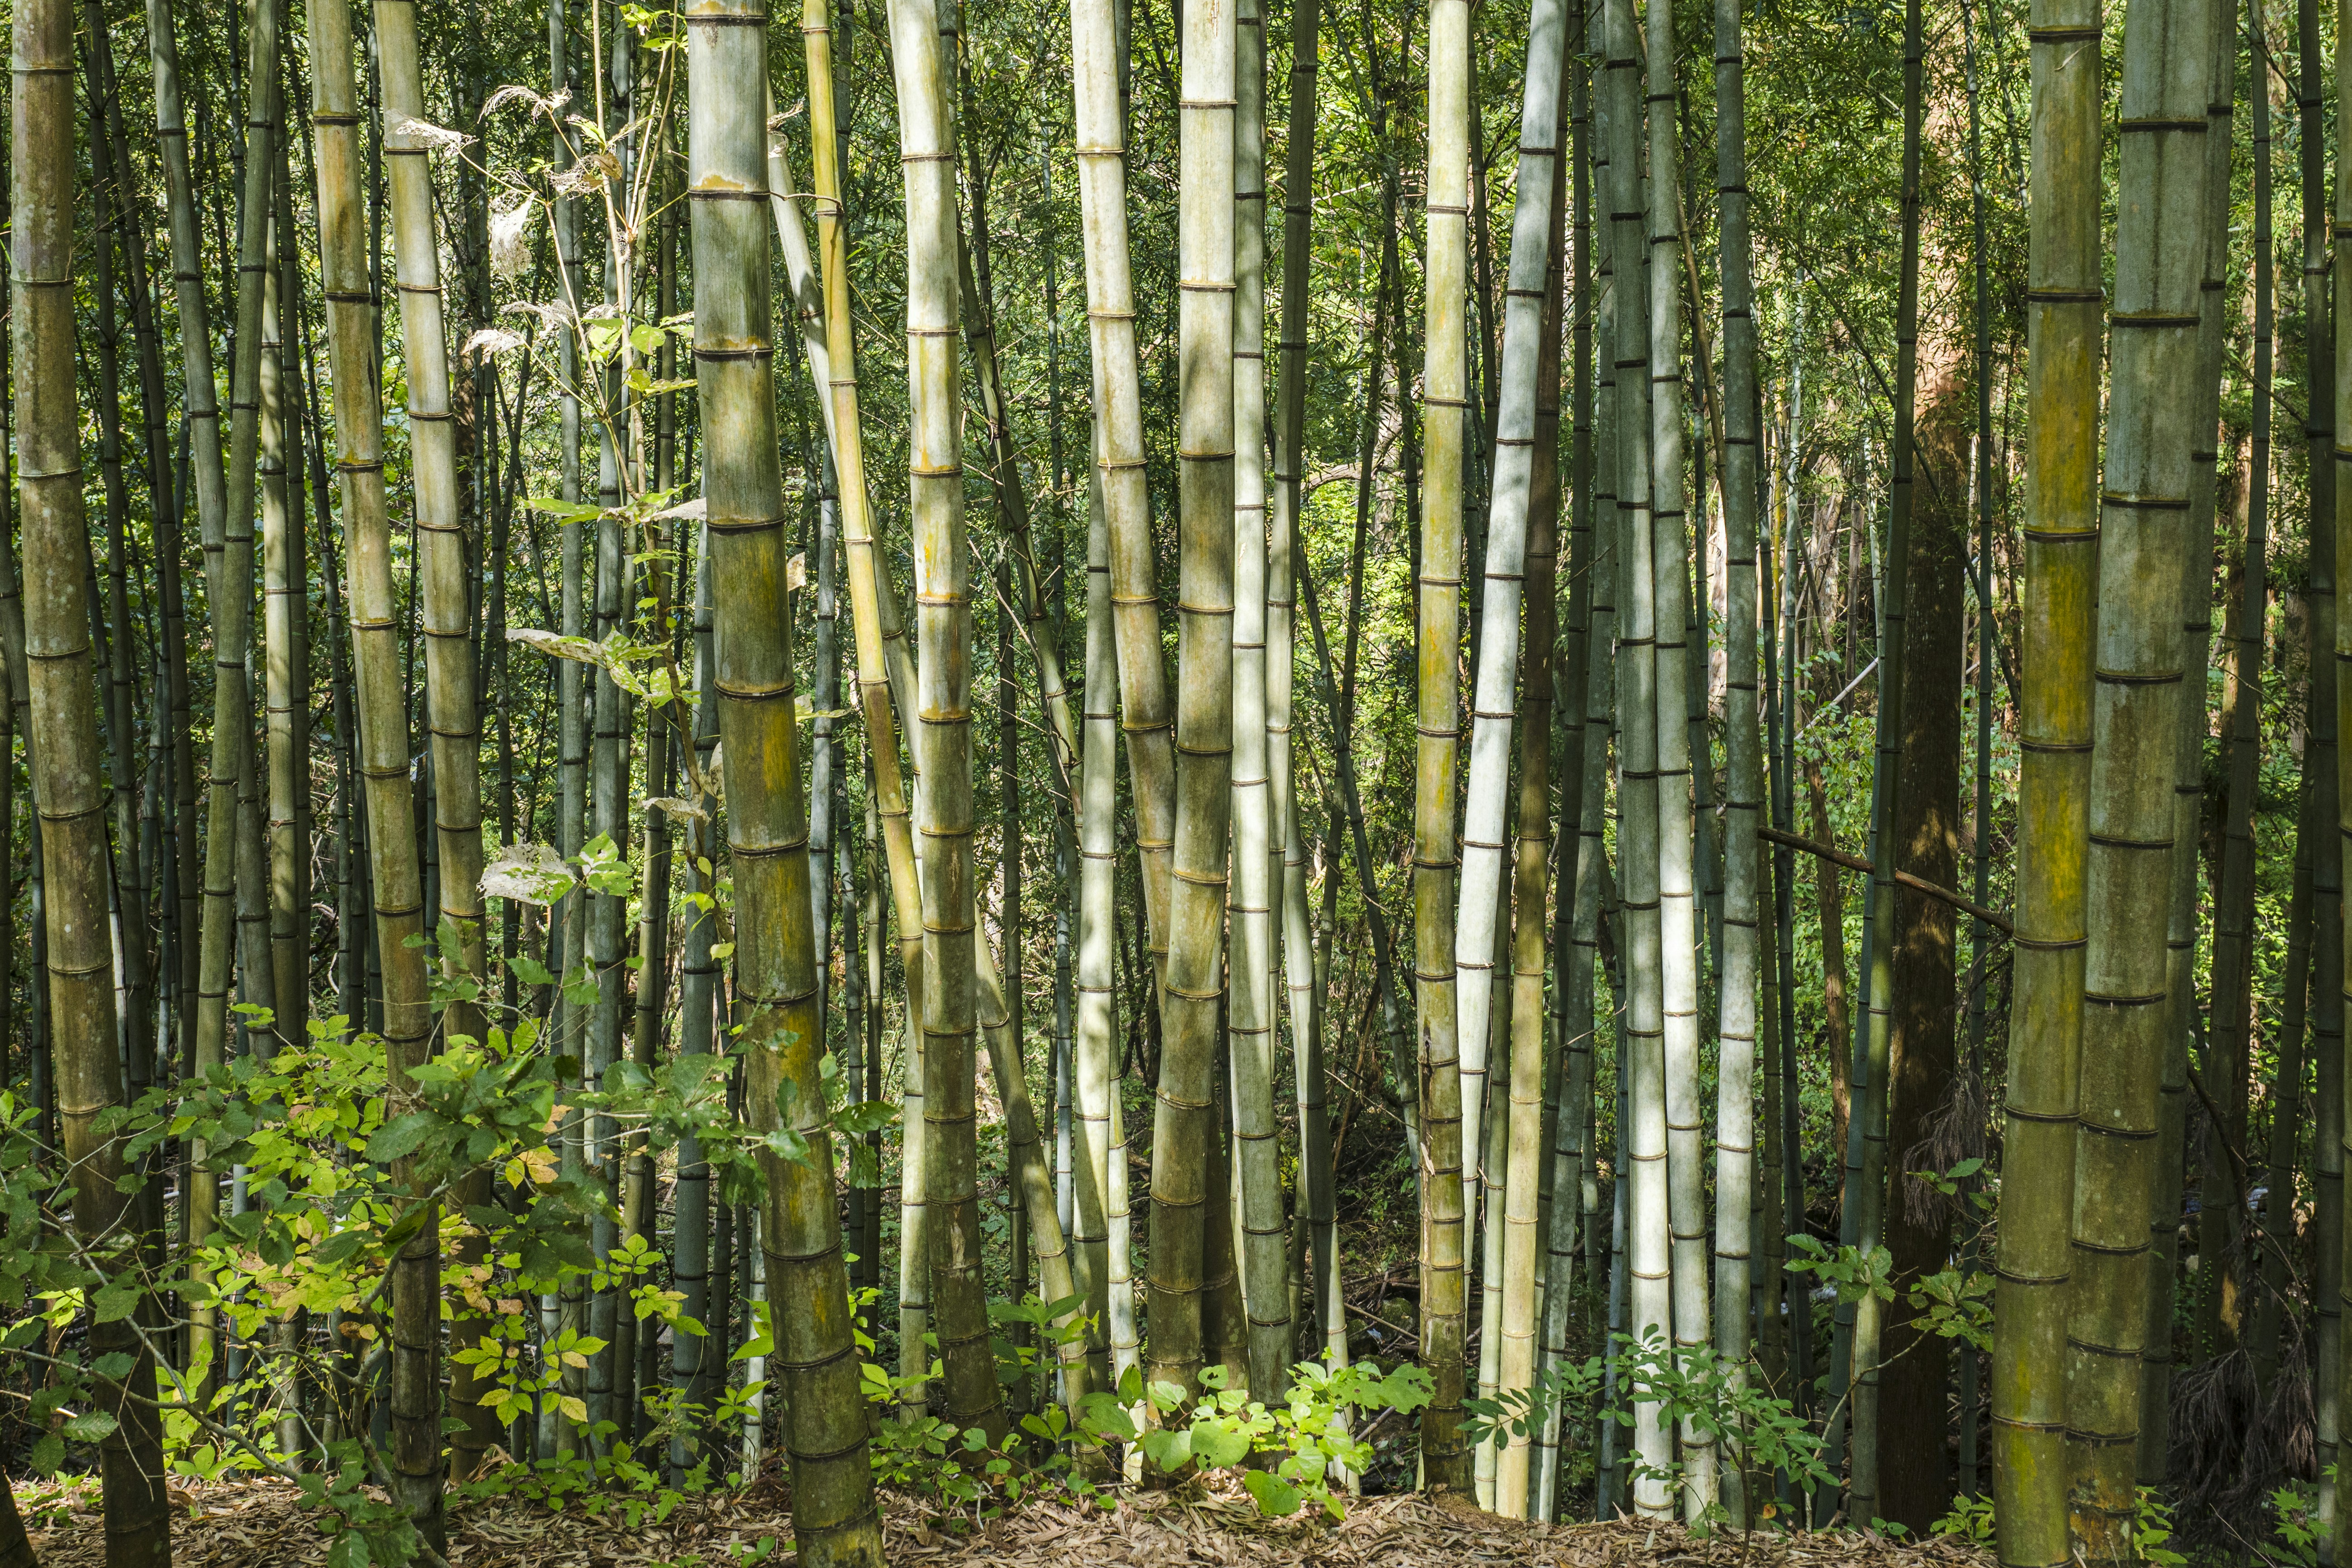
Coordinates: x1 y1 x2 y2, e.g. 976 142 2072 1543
1711 0 1764 1520
1076 461 1118 1389
1537 23 1607 1516
1598 0 1671 1516
1642 0 1713 1517
1226 0 1289 1405
1268 0 1333 1381
257 101 306 1066
1470 0 1571 1514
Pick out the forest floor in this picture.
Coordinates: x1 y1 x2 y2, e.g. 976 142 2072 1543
21 1470 1997 1568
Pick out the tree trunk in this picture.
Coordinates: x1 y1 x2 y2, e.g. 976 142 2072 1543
1877 380 1968 1534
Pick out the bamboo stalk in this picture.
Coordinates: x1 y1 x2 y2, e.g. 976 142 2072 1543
684 4 882 1553
2064 0 2214 1553
1415 0 1474 1490
15 0 172 1553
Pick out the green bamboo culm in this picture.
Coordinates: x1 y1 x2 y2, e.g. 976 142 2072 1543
305 0 441 1539
373 0 495 1473
144 0 261 1407
15 0 174 1557
682 2 884 1556
881 0 1007 1444
2065 0 2213 1553
2332 0 2352 1527
1414 0 1474 1493
1148 0 1240 1410
2144 0 2232 1481
1989 0 2101 1545
1268 0 1336 1386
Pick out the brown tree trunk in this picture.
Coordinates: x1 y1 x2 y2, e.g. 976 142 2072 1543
1877 380 1968 1532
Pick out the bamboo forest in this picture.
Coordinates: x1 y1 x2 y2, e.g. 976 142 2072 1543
1 0 2349 1561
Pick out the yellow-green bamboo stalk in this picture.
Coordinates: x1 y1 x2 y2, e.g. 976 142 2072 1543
886 0 1004 1443
1416 0 1474 1491
2065 0 2212 1555
1990 0 2101 1544
684 5 882 1558
15 0 172 1551
1142 0 1240 1409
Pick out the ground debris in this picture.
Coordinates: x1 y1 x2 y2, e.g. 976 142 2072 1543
21 1473 1997 1567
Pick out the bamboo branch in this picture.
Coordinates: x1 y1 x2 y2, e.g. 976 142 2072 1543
1755 824 2013 935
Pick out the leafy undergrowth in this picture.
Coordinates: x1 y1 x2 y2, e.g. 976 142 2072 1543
20 1471 1999 1568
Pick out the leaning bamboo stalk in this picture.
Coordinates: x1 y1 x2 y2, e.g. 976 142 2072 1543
15 0 173 1551
684 5 882 1556
2065 0 2213 1554
1537 24 1608 1515
1069 0 1176 972
794 0 938 1416
1450 0 1569 1511
1452 0 1568 1286
1494 42 1572 1517
259 98 308 1073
